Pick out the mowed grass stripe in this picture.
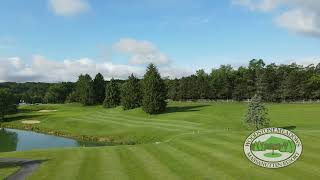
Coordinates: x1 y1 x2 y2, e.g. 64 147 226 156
172 140 291 180
90 112 206 130
117 147 155 180
151 143 232 179
87 147 129 180
127 146 181 180
31 149 85 180
76 148 100 179
68 116 184 132
143 144 208 179
74 114 202 132
95 110 203 126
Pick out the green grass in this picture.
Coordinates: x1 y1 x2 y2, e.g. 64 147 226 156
264 152 282 158
0 166 19 179
0 102 320 179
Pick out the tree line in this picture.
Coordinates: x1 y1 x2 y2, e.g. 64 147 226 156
167 59 320 102
1 59 320 119
70 64 167 114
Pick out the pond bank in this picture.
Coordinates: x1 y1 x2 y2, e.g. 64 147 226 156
0 124 138 146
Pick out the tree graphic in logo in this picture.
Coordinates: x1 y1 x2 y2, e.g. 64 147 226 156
250 136 296 158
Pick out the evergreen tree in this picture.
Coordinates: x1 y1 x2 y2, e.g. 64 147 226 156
142 64 167 114
196 69 212 99
103 78 120 108
245 95 270 130
76 74 94 105
121 74 142 110
0 89 17 121
167 78 180 101
93 73 106 104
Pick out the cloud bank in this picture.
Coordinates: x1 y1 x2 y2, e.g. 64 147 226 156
0 55 192 83
0 38 192 82
233 0 320 37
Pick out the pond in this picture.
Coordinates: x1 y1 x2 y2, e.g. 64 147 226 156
0 128 106 152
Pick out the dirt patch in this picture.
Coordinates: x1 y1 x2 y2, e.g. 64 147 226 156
38 110 57 113
21 120 41 124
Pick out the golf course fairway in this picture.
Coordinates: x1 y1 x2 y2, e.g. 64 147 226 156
0 102 319 179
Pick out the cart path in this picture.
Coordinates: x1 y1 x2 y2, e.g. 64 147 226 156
0 158 45 180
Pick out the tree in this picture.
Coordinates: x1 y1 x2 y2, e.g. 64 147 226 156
196 69 212 99
245 94 269 130
103 78 121 108
121 74 142 110
66 91 79 103
0 89 17 121
142 64 167 114
76 74 95 105
44 84 71 104
93 73 106 104
167 78 180 101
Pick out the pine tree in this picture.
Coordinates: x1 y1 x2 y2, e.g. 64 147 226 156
142 64 167 114
245 94 270 130
103 78 120 108
76 74 94 105
93 73 106 104
121 74 142 110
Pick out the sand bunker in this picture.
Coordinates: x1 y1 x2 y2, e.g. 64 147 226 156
38 110 57 113
21 120 41 124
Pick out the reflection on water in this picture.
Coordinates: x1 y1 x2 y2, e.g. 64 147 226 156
0 128 106 152
0 129 18 152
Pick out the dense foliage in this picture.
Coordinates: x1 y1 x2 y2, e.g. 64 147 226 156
0 89 17 121
166 59 320 102
142 64 167 114
121 74 142 110
44 83 75 104
93 73 106 104
0 82 50 104
76 74 95 105
0 60 319 116
103 78 121 108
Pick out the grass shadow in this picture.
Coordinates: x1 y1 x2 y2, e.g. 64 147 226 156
279 126 297 130
164 105 209 114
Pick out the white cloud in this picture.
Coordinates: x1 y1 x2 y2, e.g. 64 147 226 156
276 9 320 36
113 38 171 65
49 0 90 17
0 55 191 82
233 0 320 37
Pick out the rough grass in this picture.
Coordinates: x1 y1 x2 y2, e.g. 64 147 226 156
0 102 320 180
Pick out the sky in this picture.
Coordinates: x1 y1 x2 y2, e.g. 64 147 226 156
0 0 320 82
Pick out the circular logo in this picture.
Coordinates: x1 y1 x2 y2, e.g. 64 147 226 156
244 127 302 169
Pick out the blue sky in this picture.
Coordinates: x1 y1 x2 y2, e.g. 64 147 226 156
0 0 320 82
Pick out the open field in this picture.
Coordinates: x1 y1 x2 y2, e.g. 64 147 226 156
1 102 320 179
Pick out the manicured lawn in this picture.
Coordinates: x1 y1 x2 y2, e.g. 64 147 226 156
0 102 320 179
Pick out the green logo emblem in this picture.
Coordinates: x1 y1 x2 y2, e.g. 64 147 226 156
244 127 302 168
